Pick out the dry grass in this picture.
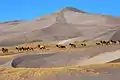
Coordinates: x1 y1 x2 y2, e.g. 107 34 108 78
73 41 97 46
0 41 118 57
0 63 120 80
0 41 120 80
0 41 91 56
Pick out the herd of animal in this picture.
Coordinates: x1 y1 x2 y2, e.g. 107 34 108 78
95 40 120 45
1 44 46 54
1 40 120 54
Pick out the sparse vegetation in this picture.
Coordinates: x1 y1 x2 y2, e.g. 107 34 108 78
0 40 120 56
0 63 120 80
0 40 120 79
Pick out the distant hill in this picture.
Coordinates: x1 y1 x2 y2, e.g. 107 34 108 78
0 7 120 46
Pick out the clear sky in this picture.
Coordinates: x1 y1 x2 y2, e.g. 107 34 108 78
0 0 120 22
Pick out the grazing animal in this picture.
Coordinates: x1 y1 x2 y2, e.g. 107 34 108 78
16 46 34 52
100 41 106 44
110 40 117 44
105 41 110 45
37 44 46 49
38 45 41 48
56 44 66 48
81 43 86 46
96 43 101 45
99 40 113 45
21 47 25 51
56 45 59 48
26 47 31 51
2 48 8 53
22 47 27 51
100 41 103 43
69 43 77 48
29 47 34 51
16 47 19 51
39 45 46 49
99 41 108 45
16 47 22 52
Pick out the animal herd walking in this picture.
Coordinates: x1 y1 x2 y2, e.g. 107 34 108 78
0 44 46 54
16 47 34 52
1 40 120 54
96 40 120 46
16 44 46 52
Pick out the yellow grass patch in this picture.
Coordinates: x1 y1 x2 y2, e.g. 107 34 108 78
0 63 120 80
0 41 119 57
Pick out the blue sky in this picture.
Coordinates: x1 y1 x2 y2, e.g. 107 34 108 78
0 0 120 22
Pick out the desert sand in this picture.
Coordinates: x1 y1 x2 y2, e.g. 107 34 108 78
1 7 120 80
0 7 120 46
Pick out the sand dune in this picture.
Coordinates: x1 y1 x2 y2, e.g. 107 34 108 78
1 7 120 80
0 7 120 46
78 50 120 66
7 44 120 68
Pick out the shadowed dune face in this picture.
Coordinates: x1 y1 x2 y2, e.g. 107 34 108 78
12 52 89 68
0 7 120 46
12 53 56 68
11 45 120 68
108 58 120 63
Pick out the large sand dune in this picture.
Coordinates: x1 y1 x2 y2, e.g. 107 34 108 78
0 7 120 46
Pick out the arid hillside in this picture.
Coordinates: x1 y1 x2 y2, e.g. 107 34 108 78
1 63 120 80
0 7 120 46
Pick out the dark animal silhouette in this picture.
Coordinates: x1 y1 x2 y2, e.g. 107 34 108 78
29 47 34 51
81 43 86 46
100 41 106 44
105 41 110 45
56 44 66 48
38 45 41 48
16 46 34 52
16 47 19 51
37 44 46 49
96 42 101 45
110 40 117 44
99 41 110 45
69 43 77 48
16 47 23 51
2 48 8 53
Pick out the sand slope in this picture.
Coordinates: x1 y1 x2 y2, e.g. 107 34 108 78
0 7 120 46
9 44 120 68
78 50 120 66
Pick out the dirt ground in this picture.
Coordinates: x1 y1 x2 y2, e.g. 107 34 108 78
1 42 120 80
0 63 120 80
